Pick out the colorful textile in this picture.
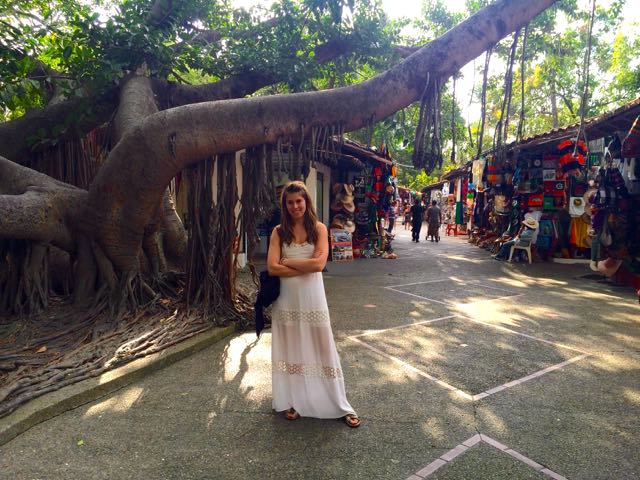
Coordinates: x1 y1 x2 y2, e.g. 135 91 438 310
570 217 590 248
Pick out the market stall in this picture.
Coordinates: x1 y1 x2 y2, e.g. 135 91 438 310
465 98 640 298
328 139 398 259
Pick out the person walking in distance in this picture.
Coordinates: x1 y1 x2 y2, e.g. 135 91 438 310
267 181 360 427
426 200 442 242
410 197 425 242
403 202 412 230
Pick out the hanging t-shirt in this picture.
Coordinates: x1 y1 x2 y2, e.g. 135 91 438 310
569 197 585 217
472 159 486 189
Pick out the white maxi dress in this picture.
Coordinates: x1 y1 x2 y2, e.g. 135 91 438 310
271 241 355 418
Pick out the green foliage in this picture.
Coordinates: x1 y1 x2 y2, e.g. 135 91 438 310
1 0 638 167
0 0 396 118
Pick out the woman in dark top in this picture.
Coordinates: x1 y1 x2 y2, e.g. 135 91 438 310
410 199 425 242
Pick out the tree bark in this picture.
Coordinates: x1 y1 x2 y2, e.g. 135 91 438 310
114 75 159 143
0 91 117 164
0 156 86 251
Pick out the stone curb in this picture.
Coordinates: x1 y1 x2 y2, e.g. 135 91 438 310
0 324 237 446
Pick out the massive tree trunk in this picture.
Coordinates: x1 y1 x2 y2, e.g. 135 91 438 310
0 0 557 314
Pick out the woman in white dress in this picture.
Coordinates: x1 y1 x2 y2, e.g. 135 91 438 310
267 181 360 427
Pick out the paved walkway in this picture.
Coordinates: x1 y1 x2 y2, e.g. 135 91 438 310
2 225 639 479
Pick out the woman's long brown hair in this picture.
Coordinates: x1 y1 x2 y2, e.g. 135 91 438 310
279 180 319 246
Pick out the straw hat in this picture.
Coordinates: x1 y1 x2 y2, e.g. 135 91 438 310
523 217 539 229
337 192 355 212
342 201 355 213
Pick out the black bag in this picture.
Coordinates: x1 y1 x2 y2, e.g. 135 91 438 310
254 228 282 337
255 270 280 337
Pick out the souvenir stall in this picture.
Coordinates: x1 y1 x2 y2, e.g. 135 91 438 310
328 139 399 259
441 165 471 236
421 181 445 206
467 98 640 288
397 185 412 205
594 118 640 299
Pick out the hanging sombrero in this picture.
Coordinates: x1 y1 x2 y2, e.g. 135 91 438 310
557 139 587 173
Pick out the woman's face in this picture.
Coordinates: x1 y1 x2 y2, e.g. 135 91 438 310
285 191 306 221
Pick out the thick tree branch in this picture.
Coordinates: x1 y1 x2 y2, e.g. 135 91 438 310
157 71 278 106
114 75 159 143
0 156 86 250
393 45 421 57
87 0 557 271
1 21 398 158
0 89 118 164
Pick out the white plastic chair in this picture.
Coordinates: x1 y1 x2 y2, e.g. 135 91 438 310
508 238 533 264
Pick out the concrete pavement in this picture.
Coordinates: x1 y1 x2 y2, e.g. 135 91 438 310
1 224 639 479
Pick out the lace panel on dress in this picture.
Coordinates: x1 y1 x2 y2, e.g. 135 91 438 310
275 310 330 324
275 360 343 379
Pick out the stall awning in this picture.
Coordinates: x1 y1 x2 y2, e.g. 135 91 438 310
422 181 445 193
442 163 471 180
501 96 640 153
338 138 394 166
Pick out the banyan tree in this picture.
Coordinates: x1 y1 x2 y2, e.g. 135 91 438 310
0 0 558 413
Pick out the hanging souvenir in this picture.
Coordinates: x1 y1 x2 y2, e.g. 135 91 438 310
557 139 587 174
622 115 640 157
569 197 585 217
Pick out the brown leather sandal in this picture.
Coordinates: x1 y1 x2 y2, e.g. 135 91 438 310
285 408 300 421
343 414 361 428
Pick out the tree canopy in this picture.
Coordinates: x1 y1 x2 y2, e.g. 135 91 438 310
348 0 639 187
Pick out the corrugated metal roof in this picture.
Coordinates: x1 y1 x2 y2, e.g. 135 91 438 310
421 181 446 192
441 163 471 180
340 138 394 165
506 96 640 151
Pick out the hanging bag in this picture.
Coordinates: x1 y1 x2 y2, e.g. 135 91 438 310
254 228 282 337
600 219 612 247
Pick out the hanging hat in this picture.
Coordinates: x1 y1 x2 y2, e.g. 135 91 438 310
523 217 539 229
343 184 355 196
343 219 356 233
331 213 347 229
337 192 355 212
342 199 355 213
337 190 354 203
